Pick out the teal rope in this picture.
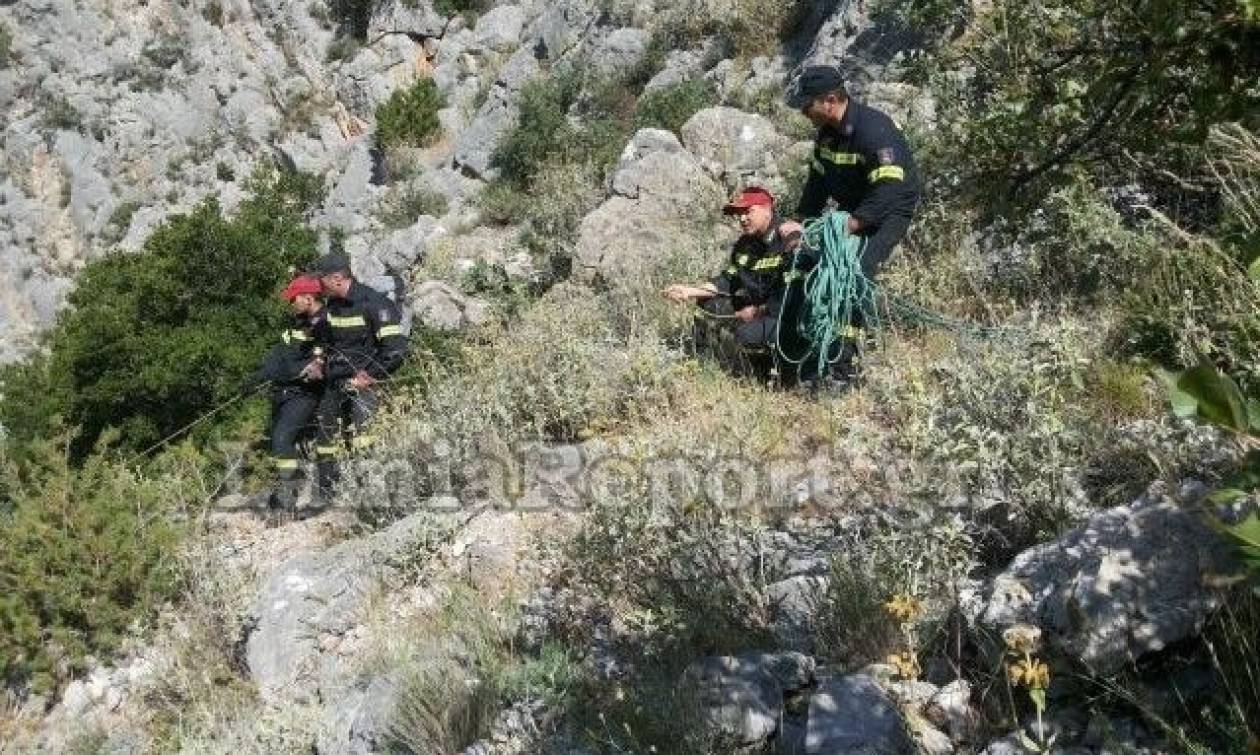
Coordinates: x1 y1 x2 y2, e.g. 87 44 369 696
774 211 1017 380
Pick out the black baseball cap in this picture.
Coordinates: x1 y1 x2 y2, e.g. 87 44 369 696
309 252 351 276
785 65 847 109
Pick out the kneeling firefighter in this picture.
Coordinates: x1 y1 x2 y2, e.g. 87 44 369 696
250 275 329 515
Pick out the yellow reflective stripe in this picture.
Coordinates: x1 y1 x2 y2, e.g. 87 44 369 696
841 325 864 339
273 458 300 470
811 157 824 173
329 315 367 328
724 266 739 275
376 324 403 338
351 435 375 449
783 270 803 283
281 330 292 345
818 147 862 165
736 254 750 266
315 445 339 457
286 330 311 341
752 255 782 270
868 165 905 182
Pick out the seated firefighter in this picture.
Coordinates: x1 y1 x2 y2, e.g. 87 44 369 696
308 252 409 499
249 275 329 517
662 186 803 375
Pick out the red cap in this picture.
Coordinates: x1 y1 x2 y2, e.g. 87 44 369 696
723 186 775 215
281 276 323 301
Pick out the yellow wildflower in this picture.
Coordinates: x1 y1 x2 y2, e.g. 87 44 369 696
1007 657 1051 690
1002 623 1043 655
887 650 921 680
883 593 923 623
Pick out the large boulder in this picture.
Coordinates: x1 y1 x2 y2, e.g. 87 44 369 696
244 513 442 702
679 107 795 193
964 490 1235 674
574 128 725 285
681 652 815 751
805 674 915 754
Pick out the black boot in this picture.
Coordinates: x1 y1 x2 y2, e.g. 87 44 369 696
315 459 339 504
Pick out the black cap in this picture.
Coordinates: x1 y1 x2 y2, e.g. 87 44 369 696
309 252 351 276
785 65 847 109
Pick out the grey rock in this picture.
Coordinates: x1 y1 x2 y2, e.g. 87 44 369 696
886 679 938 708
913 721 954 755
369 0 447 39
767 575 828 653
377 216 449 270
574 128 724 284
589 27 651 76
805 674 914 754
680 107 791 190
964 491 1234 674
531 0 597 61
644 46 715 92
682 652 815 749
410 280 491 331
345 674 401 755
474 5 526 52
926 680 975 743
453 45 541 178
244 513 440 702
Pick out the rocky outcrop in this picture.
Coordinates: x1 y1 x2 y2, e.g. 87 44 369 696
681 652 815 751
964 489 1235 674
574 128 726 285
805 673 914 754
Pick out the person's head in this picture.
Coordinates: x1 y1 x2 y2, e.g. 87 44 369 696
310 252 354 299
281 276 324 315
786 65 848 128
723 187 775 236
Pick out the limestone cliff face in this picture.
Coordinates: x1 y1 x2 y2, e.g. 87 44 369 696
0 0 907 362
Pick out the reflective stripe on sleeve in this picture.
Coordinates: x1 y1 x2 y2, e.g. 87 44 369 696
868 165 906 182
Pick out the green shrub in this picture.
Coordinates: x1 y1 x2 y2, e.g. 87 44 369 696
490 73 583 189
432 0 492 17
635 79 718 134
0 434 183 692
379 183 450 228
0 23 13 67
899 0 1260 211
375 78 445 151
0 167 323 460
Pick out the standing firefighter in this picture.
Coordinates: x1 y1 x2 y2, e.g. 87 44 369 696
251 275 328 518
663 186 802 375
786 65 921 380
309 252 409 498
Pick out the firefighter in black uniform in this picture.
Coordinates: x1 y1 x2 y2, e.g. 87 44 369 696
250 275 329 517
663 187 803 373
308 252 409 497
785 65 922 380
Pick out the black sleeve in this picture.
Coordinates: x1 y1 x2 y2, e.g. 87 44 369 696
796 148 829 222
851 114 917 227
710 247 740 295
364 294 409 378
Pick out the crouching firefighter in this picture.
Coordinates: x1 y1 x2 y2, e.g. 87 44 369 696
662 186 803 379
308 252 409 499
250 275 329 516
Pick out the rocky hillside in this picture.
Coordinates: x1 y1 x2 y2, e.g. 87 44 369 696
2 0 1259 753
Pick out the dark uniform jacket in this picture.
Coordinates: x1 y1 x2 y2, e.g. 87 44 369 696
711 217 803 313
324 280 408 381
252 311 329 395
797 100 921 225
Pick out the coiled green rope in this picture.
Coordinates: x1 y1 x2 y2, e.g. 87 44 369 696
774 211 1017 381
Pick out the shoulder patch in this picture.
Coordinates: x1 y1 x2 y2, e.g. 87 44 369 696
878 147 896 165
378 308 392 323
